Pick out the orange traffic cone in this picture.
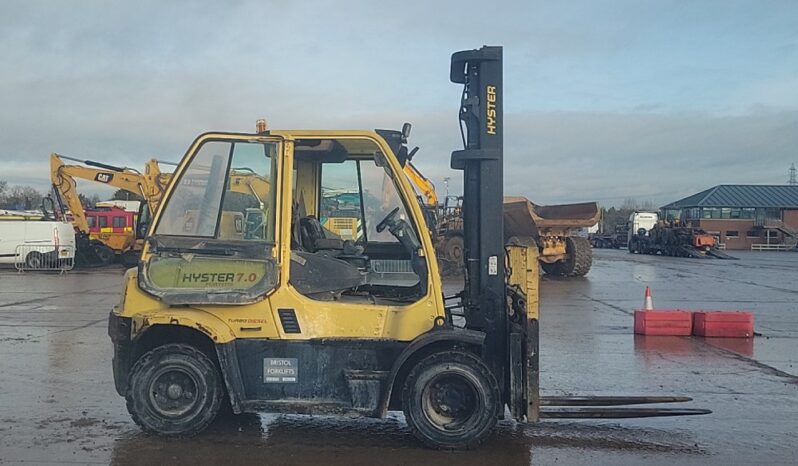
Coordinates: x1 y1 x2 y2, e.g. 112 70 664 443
643 286 654 311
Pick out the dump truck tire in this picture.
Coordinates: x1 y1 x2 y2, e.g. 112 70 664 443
402 351 500 450
126 344 223 437
443 234 464 264
540 236 592 277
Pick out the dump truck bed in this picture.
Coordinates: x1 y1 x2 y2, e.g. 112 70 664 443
504 196 600 238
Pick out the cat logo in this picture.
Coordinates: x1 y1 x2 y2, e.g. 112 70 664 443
486 85 497 135
95 173 114 183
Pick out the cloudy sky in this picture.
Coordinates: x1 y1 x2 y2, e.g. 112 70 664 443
1 0 796 206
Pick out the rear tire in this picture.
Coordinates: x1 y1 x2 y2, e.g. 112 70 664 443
402 351 500 450
126 344 223 437
540 236 592 277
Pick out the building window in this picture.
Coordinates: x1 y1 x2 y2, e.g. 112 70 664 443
741 208 755 219
725 230 739 238
98 216 108 228
764 208 781 220
113 216 126 228
702 208 720 219
746 230 760 238
767 230 779 239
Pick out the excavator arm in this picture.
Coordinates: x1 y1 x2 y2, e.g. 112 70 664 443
50 154 172 222
229 169 270 207
142 159 172 214
403 162 438 207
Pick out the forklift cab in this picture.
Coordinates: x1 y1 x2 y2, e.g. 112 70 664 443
135 130 433 305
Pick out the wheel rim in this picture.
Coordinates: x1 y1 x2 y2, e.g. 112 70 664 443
96 247 113 264
446 239 464 262
148 366 201 418
421 372 480 432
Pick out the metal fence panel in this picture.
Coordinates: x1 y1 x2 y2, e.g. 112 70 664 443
14 244 75 272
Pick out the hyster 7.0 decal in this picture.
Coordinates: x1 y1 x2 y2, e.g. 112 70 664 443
180 272 259 284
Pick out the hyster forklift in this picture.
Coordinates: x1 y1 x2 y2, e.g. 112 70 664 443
108 46 708 449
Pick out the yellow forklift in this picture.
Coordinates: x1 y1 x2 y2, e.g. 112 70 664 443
108 46 708 449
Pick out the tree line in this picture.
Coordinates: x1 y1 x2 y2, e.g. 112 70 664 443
596 198 657 234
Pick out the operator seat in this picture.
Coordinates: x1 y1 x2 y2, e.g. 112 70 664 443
299 216 344 252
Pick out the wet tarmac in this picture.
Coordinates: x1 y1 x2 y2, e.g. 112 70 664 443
0 249 795 465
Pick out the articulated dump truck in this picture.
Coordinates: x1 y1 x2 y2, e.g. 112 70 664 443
503 197 599 277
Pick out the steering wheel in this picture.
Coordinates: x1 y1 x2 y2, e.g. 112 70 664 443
376 207 401 233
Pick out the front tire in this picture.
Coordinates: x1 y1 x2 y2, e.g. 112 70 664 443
126 344 223 437
540 236 592 277
402 351 500 450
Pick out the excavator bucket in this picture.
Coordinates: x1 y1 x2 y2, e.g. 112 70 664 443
503 196 600 238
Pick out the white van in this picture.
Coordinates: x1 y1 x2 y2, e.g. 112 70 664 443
0 220 76 268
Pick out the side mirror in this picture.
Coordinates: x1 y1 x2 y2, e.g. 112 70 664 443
402 122 412 141
136 221 149 240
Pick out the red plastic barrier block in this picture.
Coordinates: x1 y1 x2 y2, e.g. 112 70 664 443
634 310 693 336
693 311 754 338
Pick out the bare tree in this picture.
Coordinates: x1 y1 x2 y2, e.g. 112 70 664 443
0 184 44 210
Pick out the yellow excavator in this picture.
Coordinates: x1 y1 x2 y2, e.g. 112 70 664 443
50 154 171 266
51 153 272 266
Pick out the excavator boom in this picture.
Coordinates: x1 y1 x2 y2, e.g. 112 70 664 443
403 161 438 207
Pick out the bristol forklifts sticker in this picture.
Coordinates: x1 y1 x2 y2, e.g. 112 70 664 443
263 358 298 383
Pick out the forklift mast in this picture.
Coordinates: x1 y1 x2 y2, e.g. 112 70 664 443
449 46 506 391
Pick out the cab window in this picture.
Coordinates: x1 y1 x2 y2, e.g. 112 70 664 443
290 138 427 303
319 161 364 241
155 140 277 242
140 137 280 306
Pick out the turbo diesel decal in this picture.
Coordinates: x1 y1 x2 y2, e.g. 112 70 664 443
486 85 497 135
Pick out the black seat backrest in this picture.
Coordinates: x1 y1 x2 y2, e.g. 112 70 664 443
299 217 324 252
299 216 347 252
